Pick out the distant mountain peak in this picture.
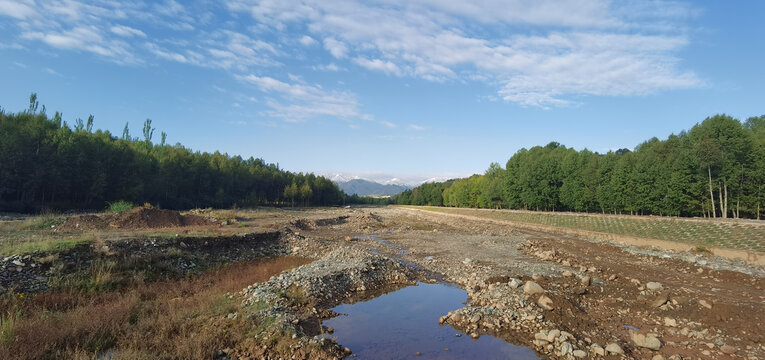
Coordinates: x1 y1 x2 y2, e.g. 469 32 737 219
333 178 411 196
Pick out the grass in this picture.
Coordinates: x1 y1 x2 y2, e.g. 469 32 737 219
0 237 89 257
0 256 311 360
0 310 19 344
107 200 134 213
406 206 765 252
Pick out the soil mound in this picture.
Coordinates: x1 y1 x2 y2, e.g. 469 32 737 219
349 212 384 230
290 216 349 230
57 207 215 231
56 214 109 231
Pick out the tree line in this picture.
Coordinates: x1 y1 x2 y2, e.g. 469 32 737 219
0 94 346 211
396 114 765 219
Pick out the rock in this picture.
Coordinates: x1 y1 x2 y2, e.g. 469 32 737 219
562 271 573 277
580 276 591 286
463 258 473 265
469 314 482 324
547 329 561 343
345 236 353 242
651 291 670 308
630 331 662 350
663 317 677 327
698 299 713 309
573 350 587 358
591 344 605 356
572 286 588 295
646 282 663 291
12 260 24 267
535 332 549 341
508 278 523 289
523 281 545 295
537 295 554 311
652 355 666 360
532 274 543 281
605 343 623 355
720 345 736 354
559 342 573 355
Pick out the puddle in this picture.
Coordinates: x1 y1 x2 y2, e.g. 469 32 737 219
324 282 538 359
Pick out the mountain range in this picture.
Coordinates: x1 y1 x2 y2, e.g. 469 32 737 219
335 179 411 197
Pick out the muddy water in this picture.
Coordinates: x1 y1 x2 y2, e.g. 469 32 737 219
324 282 538 359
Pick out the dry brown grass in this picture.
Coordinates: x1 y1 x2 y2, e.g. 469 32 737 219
0 256 311 360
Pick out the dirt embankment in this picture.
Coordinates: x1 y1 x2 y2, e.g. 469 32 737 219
55 207 216 232
0 231 287 295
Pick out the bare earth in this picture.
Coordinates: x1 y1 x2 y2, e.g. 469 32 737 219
2 205 763 359
276 206 764 360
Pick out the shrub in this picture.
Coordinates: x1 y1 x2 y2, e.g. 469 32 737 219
107 201 134 213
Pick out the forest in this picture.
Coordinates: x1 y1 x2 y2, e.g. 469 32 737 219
0 94 346 211
397 114 765 219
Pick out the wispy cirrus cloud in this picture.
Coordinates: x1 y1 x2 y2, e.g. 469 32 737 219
238 75 371 122
227 0 702 107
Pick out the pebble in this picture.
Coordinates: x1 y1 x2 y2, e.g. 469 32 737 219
663 317 677 327
646 282 663 291
652 355 666 360
572 349 586 358
652 291 670 308
547 329 561 343
508 278 523 289
721 345 736 354
630 331 662 350
605 343 623 354
537 295 554 311
580 276 591 286
591 344 605 356
699 299 713 309
523 281 545 295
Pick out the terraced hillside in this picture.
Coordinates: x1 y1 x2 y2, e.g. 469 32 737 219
404 206 765 253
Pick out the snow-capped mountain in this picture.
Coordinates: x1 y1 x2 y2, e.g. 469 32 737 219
335 179 411 196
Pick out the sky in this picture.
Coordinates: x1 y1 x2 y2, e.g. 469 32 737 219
1 1 763 185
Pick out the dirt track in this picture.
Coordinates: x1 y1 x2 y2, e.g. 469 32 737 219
278 206 764 359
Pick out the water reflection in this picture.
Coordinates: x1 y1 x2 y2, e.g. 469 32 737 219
324 282 538 359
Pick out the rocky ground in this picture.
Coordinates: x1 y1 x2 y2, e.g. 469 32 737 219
2 206 763 359
227 206 764 360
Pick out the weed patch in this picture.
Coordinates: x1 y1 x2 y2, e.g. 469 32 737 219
107 200 134 213
0 256 311 359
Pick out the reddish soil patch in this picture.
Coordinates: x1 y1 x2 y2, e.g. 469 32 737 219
57 207 216 231
516 234 765 359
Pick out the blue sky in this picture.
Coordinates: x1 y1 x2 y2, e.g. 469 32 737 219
1 1 763 184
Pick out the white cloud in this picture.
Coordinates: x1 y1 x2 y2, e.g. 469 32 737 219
146 42 189 63
408 124 425 131
111 25 146 38
299 35 317 46
22 26 138 63
381 121 397 129
314 63 342 72
0 0 35 19
239 75 370 122
228 0 701 107
354 57 402 76
323 37 347 58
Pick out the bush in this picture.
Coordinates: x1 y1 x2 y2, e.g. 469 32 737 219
107 200 134 213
